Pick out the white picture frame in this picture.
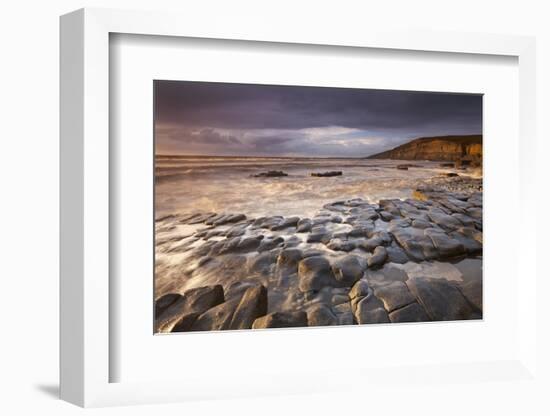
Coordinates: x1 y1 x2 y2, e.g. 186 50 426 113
60 7 538 408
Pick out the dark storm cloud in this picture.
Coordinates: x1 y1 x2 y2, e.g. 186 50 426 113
154 80 482 156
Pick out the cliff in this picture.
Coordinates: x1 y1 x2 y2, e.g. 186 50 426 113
366 135 482 162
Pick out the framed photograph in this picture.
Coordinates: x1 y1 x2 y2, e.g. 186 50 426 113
60 8 538 407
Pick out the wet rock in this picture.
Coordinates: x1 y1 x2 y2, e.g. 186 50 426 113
187 213 217 224
155 293 182 317
347 224 370 238
214 213 247 226
311 171 343 177
373 281 415 312
257 236 284 252
326 239 356 252
367 246 388 268
332 294 350 305
332 301 352 316
277 248 304 272
451 213 475 228
253 170 288 178
379 211 394 222
298 256 338 292
331 255 365 287
302 249 326 258
171 312 201 332
282 235 302 248
248 250 279 275
271 216 300 231
306 226 331 244
411 219 431 229
296 218 312 233
156 285 225 332
386 245 410 264
224 224 249 237
235 235 264 252
229 285 268 330
354 293 390 324
427 211 462 231
338 312 355 325
388 218 412 230
222 255 249 272
307 304 338 326
256 216 284 230
218 237 242 254
349 279 370 301
252 311 308 329
390 226 437 261
466 207 482 220
406 277 473 321
457 279 482 311
360 232 391 251
225 281 257 300
424 228 465 258
190 298 241 331
389 303 430 323
449 230 482 255
204 213 226 225
197 256 213 268
365 264 409 290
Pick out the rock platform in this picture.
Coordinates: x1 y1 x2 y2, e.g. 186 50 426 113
155 177 483 332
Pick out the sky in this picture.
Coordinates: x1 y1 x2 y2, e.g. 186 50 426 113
154 81 482 158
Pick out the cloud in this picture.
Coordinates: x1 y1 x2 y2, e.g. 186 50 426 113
154 81 482 156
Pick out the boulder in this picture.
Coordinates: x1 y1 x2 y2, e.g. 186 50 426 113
252 311 308 329
379 211 394 222
277 248 304 272
367 246 388 268
406 277 473 321
331 255 365 287
235 235 264 252
307 304 338 326
389 303 430 323
354 293 390 324
253 170 288 178
306 226 331 243
190 298 241 331
298 256 338 292
296 218 312 233
257 236 284 252
349 279 370 301
171 312 201 332
270 216 300 231
332 294 350 305
411 219 431 229
457 279 483 312
373 281 416 312
155 293 182 317
248 250 279 275
326 239 357 252
229 285 268 329
360 236 386 252
389 226 437 261
427 211 462 231
424 228 465 258
337 312 355 325
156 285 225 332
386 245 410 264
311 171 343 177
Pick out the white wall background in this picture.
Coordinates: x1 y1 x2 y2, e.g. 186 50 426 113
1 0 548 414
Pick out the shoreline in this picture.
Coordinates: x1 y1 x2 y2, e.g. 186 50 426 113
155 175 483 332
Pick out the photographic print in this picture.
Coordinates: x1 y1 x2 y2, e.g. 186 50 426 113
154 81 482 333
